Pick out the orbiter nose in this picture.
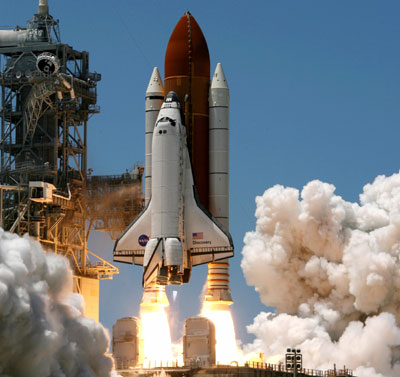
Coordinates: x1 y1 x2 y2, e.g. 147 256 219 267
165 91 180 104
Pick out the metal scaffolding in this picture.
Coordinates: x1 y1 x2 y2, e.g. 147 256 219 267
0 5 143 317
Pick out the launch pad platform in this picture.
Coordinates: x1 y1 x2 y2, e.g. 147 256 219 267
117 364 354 377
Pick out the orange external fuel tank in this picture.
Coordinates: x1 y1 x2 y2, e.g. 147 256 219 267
164 12 210 209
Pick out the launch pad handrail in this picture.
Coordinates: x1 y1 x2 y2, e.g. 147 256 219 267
127 361 354 377
211 361 353 376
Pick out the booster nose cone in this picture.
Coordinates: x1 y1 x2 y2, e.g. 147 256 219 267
146 67 164 97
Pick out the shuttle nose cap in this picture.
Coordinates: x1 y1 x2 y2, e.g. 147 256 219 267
165 91 180 104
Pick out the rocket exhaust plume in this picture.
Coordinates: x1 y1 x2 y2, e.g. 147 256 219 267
241 171 400 377
0 229 114 377
140 283 174 367
201 301 243 365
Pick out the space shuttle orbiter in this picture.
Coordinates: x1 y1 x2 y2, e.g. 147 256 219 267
114 92 233 287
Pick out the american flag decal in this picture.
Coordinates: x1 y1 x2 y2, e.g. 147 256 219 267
192 232 203 240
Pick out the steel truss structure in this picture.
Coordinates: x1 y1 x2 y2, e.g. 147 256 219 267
0 10 120 300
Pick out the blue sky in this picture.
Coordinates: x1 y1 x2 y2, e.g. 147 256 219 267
2 0 400 343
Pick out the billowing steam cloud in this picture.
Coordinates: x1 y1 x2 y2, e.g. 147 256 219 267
0 229 114 377
241 171 400 377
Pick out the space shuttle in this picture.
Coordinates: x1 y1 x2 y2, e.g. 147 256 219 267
114 92 233 287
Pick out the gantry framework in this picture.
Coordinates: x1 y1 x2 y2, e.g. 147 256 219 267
0 8 142 300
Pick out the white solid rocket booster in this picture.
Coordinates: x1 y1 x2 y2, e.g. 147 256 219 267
145 68 164 205
207 63 233 303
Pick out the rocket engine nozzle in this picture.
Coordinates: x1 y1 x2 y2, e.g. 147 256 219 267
156 266 168 285
205 261 233 305
156 266 183 286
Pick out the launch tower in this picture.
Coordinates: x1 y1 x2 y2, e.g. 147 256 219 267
0 0 143 320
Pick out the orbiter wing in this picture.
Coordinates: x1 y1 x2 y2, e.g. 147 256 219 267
183 149 234 266
113 201 152 266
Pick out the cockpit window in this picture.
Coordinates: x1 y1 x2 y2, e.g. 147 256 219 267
157 117 176 126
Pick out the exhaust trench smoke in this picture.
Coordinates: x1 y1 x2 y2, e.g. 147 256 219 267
241 171 400 377
0 229 114 377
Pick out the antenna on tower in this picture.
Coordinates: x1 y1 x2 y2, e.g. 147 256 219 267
38 0 49 15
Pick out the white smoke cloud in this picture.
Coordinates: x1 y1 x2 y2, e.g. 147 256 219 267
241 171 400 377
0 229 114 377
